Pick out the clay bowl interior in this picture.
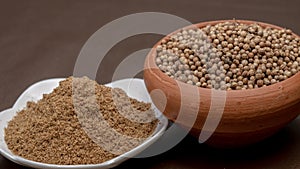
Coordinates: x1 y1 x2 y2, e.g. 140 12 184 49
144 20 300 147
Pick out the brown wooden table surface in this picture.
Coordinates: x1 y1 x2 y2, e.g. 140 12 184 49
1 0 300 168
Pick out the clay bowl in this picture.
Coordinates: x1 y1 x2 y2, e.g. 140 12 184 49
144 20 300 147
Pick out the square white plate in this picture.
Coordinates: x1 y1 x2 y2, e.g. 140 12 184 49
0 78 168 169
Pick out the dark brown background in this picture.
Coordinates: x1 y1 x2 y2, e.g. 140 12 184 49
1 0 300 168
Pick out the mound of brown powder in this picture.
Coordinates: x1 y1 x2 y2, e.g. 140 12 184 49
4 77 158 165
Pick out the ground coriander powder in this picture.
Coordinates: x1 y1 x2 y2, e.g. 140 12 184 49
5 77 158 165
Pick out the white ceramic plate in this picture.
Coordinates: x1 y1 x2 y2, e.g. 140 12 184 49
0 78 168 169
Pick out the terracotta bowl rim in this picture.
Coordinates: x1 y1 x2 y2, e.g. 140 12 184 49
145 19 300 94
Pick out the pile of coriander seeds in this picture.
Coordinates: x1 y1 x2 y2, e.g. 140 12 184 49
155 21 300 90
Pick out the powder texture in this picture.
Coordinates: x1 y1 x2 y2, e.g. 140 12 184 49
5 77 158 165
